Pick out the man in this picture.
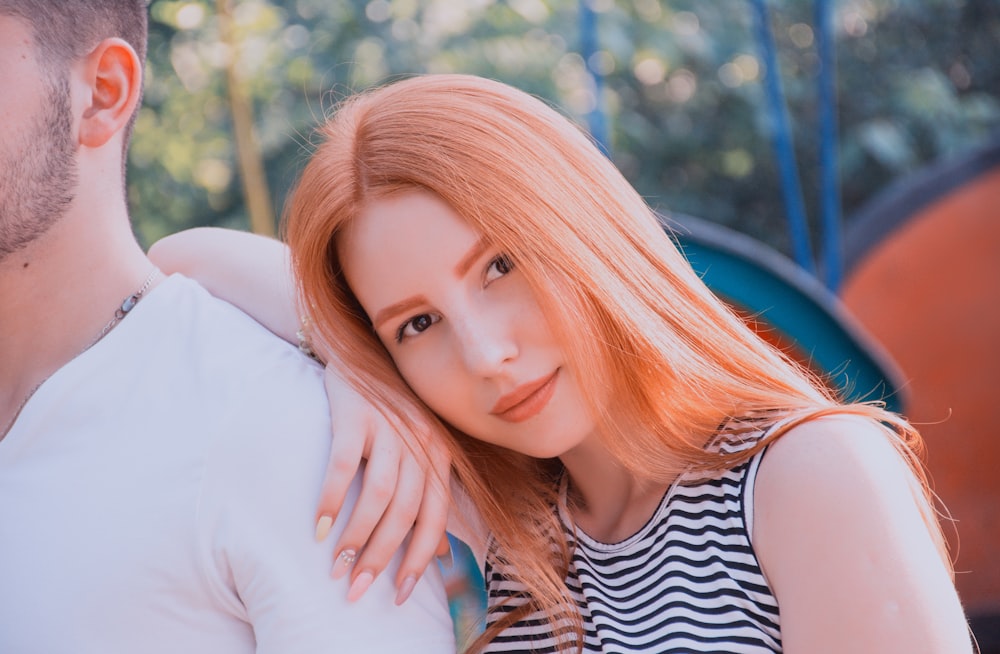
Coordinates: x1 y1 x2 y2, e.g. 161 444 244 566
0 2 455 651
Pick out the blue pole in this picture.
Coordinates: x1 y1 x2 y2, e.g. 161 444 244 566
816 0 843 291
579 0 610 154
748 0 816 273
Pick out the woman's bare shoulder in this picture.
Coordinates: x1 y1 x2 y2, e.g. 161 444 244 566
751 413 970 653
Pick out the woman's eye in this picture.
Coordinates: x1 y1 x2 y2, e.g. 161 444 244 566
485 254 514 283
396 313 440 342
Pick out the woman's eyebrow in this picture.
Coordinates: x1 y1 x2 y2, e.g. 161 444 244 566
453 237 490 278
373 295 429 331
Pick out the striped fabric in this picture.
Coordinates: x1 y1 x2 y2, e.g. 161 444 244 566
482 443 781 653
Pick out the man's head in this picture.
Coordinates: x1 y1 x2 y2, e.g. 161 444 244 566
0 1 148 261
0 0 148 151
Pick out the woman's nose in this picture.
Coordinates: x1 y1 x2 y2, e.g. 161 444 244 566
454 311 518 377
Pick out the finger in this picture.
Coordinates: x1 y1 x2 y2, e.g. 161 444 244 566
436 533 452 559
315 409 368 539
317 366 371 529
330 437 402 581
345 453 426 601
392 474 452 605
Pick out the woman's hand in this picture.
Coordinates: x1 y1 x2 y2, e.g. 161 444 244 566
315 364 453 605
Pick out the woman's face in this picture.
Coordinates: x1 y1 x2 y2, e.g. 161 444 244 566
338 190 597 459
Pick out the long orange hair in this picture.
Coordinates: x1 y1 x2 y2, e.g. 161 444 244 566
283 74 948 652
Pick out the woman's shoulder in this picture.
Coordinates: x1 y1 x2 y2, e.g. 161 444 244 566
756 413 909 498
752 413 916 540
748 414 971 652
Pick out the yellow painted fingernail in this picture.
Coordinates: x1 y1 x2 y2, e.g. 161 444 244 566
315 515 333 542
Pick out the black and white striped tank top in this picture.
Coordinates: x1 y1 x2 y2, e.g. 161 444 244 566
482 443 781 653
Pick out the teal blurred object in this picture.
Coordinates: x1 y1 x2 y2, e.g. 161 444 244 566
442 534 486 647
666 213 908 414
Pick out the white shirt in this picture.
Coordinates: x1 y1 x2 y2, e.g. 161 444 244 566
0 275 455 653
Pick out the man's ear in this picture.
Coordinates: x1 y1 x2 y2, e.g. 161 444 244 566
78 38 142 148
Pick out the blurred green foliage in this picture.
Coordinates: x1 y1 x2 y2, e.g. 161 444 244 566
131 0 1000 260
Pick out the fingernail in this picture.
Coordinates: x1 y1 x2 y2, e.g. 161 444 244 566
347 570 374 602
395 575 417 606
330 548 356 580
315 515 333 542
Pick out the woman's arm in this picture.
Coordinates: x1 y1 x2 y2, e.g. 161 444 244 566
149 227 453 603
149 227 301 344
753 415 971 654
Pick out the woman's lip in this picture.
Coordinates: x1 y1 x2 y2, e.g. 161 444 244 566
490 370 559 423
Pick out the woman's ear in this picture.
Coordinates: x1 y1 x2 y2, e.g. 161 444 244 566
78 38 142 148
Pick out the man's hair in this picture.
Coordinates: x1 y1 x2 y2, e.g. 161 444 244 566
0 0 148 65
0 0 148 150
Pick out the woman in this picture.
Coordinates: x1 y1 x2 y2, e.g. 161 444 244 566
151 74 971 653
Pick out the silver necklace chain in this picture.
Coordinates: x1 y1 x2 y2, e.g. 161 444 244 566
1 268 159 441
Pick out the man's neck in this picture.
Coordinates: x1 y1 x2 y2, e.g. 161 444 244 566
0 203 155 430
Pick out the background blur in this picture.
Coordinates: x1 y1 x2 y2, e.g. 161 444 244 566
131 0 1000 647
132 0 999 251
